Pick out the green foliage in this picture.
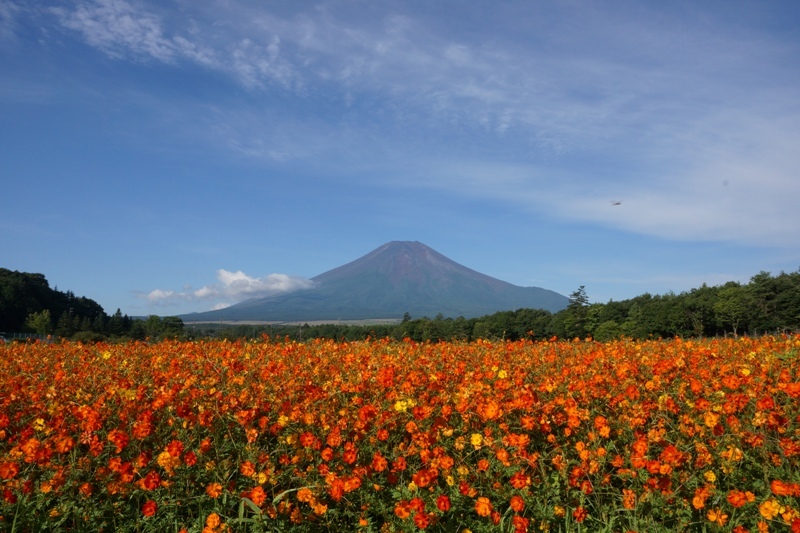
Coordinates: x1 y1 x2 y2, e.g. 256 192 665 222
2 267 800 344
25 309 53 335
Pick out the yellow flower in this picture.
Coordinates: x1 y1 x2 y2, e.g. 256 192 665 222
703 411 720 428
393 400 408 412
470 433 483 448
759 499 783 520
704 471 717 483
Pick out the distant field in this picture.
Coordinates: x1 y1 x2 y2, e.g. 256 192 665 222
1 336 799 531
184 318 403 327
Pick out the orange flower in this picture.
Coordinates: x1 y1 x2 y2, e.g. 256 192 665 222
477 399 501 421
240 460 256 477
205 512 221 528
622 489 637 510
693 485 712 510
199 438 213 454
475 497 493 517
206 482 223 499
394 500 411 519
79 482 93 497
510 495 525 512
707 508 728 527
771 480 800 497
728 490 755 508
249 486 267 507
342 449 357 464
509 470 531 489
371 452 388 472
0 462 19 480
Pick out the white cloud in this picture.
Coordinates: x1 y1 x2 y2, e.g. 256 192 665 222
142 269 315 309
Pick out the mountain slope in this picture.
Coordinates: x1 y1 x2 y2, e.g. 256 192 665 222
182 241 568 322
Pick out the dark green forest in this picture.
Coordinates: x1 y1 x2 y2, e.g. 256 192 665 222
2 267 798 343
0 269 183 342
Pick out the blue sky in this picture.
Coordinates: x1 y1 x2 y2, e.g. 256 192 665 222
2 0 799 317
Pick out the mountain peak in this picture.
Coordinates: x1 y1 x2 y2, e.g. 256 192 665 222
313 241 477 287
183 241 568 322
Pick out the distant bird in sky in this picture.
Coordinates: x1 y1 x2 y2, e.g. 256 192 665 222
611 200 622 206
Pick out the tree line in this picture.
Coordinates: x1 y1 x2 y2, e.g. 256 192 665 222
2 267 798 343
0 268 183 342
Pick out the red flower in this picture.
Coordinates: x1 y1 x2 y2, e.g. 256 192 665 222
409 497 425 513
509 470 531 489
142 500 157 517
512 515 530 532
436 495 451 512
184 450 197 467
138 470 161 491
413 512 432 529
572 506 588 523
166 439 184 458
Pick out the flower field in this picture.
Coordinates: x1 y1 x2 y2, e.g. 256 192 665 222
1 336 799 532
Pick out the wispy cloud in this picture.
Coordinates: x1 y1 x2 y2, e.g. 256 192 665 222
36 1 800 247
50 0 299 88
0 0 21 41
142 269 315 310
53 0 183 63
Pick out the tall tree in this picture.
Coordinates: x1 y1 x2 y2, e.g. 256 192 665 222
714 282 754 336
563 286 590 339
